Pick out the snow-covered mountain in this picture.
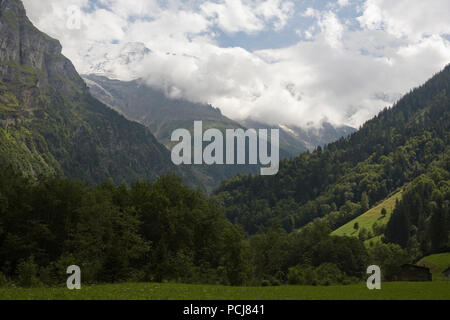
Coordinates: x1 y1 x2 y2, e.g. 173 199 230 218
80 42 152 80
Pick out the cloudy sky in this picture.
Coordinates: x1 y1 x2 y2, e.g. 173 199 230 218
22 0 450 128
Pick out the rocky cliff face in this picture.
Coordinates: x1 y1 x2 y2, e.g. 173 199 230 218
0 0 202 187
0 0 85 96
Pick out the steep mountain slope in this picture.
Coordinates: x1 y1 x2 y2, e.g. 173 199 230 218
0 0 198 186
82 74 243 149
214 64 450 235
84 74 356 159
82 74 299 191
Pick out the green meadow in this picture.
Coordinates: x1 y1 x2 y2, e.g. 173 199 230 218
0 282 448 300
332 191 403 243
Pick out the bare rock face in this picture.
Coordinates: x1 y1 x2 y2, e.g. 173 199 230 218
0 0 86 99
0 0 59 65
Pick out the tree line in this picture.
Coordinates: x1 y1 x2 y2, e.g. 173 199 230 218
0 166 413 287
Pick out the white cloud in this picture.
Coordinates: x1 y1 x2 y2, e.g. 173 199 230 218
317 11 344 49
21 0 450 129
338 0 350 8
302 9 344 49
201 0 294 34
104 0 162 19
358 0 450 40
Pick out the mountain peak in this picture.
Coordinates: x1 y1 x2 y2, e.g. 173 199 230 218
82 42 152 80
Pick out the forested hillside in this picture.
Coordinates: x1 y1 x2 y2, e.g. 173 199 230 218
214 64 450 245
0 0 200 187
385 166 449 257
1 166 408 286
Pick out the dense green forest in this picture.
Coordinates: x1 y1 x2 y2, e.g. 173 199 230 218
385 167 449 257
0 167 415 287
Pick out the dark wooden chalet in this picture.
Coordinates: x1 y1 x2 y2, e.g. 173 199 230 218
392 264 432 281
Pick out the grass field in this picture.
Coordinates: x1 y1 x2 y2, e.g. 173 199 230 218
0 281 448 300
417 253 450 281
332 191 402 243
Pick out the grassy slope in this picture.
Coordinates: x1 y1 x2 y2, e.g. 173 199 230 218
417 253 450 281
0 282 449 300
331 191 403 243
